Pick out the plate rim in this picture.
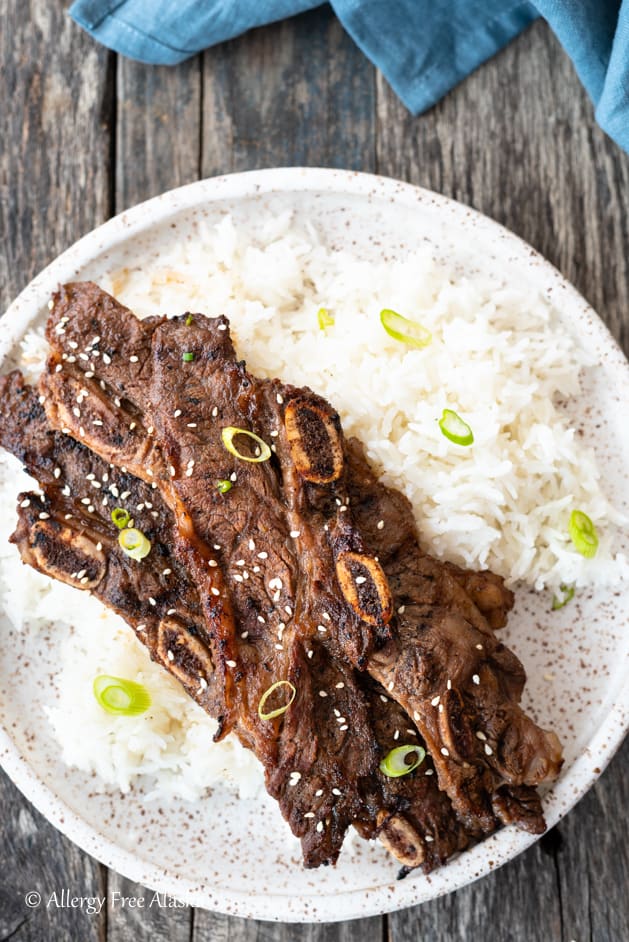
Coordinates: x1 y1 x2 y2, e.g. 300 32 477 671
1 166 628 923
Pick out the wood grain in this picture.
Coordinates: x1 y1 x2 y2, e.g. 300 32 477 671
201 6 376 177
375 20 629 355
116 56 202 211
1 4 628 940
0 1 112 938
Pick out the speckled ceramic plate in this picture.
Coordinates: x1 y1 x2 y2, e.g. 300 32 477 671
0 169 628 923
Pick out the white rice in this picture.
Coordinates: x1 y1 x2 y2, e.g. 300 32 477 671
1 211 627 802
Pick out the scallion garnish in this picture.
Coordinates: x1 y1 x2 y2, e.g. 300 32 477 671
221 426 271 463
438 409 474 446
185 314 194 326
182 351 195 362
93 675 151 716
257 680 296 720
216 479 232 494
118 527 151 561
318 307 334 331
379 745 426 778
380 309 431 349
568 510 598 558
552 584 575 610
111 507 131 530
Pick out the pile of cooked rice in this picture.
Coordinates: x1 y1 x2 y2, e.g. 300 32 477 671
0 211 626 802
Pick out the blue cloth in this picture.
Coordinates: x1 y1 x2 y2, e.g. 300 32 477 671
69 0 629 153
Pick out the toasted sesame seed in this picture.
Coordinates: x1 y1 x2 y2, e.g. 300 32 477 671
208 559 218 567
476 731 487 741
397 605 406 614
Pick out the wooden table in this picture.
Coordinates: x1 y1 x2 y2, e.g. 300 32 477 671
1 4 628 940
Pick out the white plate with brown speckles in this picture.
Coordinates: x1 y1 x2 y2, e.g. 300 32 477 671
0 168 628 923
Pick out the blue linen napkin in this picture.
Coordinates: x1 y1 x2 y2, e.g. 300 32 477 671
69 0 629 153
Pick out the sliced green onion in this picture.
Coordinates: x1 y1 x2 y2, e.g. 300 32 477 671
216 479 232 494
111 507 131 530
221 426 271 463
552 584 575 611
569 510 598 558
257 680 296 720
438 409 474 446
318 307 335 331
93 675 151 716
182 351 195 362
185 314 194 326
379 745 426 778
380 309 432 349
118 527 151 561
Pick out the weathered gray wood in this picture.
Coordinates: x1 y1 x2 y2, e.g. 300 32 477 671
0 1 112 938
105 873 191 942
116 56 202 211
193 913 383 941
375 19 629 355
201 6 376 176
0 0 114 312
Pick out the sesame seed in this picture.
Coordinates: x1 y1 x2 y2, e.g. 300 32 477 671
425 769 434 776
276 393 283 404
213 544 221 550
129 422 136 431
322 612 330 621
76 570 86 579
187 422 197 428
230 472 237 482
393 730 400 740
274 643 283 650
332 788 341 796
484 744 493 756
339 725 348 731
148 597 156 606
129 355 139 363
269 577 282 590
248 539 256 551
162 568 172 575
355 575 366 585
425 835 434 843
406 728 418 736
136 624 146 632
167 650 174 662
380 695 388 703
476 731 487 741
316 821 324 832
397 605 406 614
475 643 483 650
257 615 266 624
289 772 301 785
79 427 85 437
226 660 237 668
68 340 78 350
446 679 452 690
93 419 103 426
284 606 292 616
319 690 327 698
413 711 420 721
169 466 176 476
377 520 384 530
236 559 245 566
120 490 130 500
86 371 94 378
241 631 249 639
304 812 315 819
79 353 89 362
90 480 101 489
218 323 227 331
317 625 327 633
185 468 193 477
96 542 103 552
19 498 30 508
167 608 176 615
233 574 243 583
441 747 450 756
270 429 279 437
81 498 90 505
387 681 394 691
114 398 121 407
307 650 314 659
102 353 112 365
253 566 261 573
174 409 182 417
80 576 89 585
211 587 220 596
472 674 480 685
209 559 218 567
289 530 300 538
337 717 346 724
315 789 323 797
72 407 81 418
431 695 440 706
335 682 344 689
